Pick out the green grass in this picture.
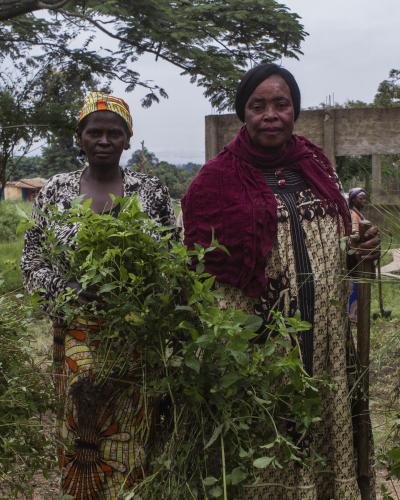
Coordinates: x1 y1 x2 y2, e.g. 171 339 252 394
0 237 24 292
0 200 32 292
369 263 400 488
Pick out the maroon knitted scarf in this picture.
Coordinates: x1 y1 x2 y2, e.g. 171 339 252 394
182 126 350 298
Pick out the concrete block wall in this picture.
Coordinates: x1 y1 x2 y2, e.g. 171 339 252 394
205 108 400 204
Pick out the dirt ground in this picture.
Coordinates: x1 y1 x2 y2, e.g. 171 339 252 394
23 446 400 500
23 468 400 499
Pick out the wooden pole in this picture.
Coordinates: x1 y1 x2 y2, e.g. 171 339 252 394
377 258 385 317
356 220 374 500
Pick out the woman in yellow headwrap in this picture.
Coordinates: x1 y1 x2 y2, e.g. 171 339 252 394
21 92 175 498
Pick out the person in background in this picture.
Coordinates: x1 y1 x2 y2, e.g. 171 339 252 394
21 92 175 499
182 64 379 499
349 187 368 239
348 187 368 322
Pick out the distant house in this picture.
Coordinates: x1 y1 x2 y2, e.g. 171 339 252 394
3 178 47 202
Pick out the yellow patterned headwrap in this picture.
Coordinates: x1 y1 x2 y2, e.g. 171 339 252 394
78 92 133 136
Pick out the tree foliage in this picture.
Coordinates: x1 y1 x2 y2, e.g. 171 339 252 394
0 0 71 21
336 155 371 192
0 59 104 187
1 1 306 110
374 69 400 108
127 145 201 199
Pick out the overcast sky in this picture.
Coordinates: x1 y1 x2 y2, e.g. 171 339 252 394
92 1 400 164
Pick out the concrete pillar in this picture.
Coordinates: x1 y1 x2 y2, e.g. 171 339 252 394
371 154 382 202
323 110 336 169
205 115 218 162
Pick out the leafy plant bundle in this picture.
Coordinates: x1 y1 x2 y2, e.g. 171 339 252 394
0 291 55 494
47 197 324 499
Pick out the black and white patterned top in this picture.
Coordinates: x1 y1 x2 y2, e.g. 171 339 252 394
21 168 176 305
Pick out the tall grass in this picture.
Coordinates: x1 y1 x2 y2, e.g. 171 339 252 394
0 200 31 292
0 237 24 292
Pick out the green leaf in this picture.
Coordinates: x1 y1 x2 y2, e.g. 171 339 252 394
239 447 252 458
204 424 223 449
98 283 118 294
209 485 223 498
196 262 205 274
230 467 247 485
203 476 218 486
184 357 200 373
70 195 86 208
260 442 276 449
242 314 263 332
15 204 30 220
253 456 274 469
220 372 241 388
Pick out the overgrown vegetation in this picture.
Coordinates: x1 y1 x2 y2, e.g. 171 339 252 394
0 201 30 293
0 200 30 241
0 197 399 497
0 289 55 494
368 212 400 499
43 196 324 498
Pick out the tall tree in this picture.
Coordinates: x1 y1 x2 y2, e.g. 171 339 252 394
0 85 36 188
1 1 307 110
127 145 200 199
374 69 400 107
0 60 102 187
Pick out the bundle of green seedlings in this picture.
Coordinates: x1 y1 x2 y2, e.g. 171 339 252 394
47 196 325 499
0 287 55 494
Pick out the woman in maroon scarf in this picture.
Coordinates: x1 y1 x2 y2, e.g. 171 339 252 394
182 64 379 499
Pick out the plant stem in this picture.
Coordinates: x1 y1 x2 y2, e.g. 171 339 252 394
221 433 228 500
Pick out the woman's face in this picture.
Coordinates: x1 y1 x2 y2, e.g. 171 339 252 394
78 111 130 169
244 74 295 151
354 192 368 210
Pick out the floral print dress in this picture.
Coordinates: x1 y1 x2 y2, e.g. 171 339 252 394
21 167 175 499
214 169 374 500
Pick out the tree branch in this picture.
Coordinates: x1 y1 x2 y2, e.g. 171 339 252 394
62 10 191 73
0 124 50 129
38 0 69 8
0 0 71 21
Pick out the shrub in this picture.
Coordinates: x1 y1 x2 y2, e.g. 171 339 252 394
0 291 55 494
0 201 30 241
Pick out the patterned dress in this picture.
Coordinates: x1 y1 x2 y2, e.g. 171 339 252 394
348 207 365 322
213 169 373 500
21 168 175 499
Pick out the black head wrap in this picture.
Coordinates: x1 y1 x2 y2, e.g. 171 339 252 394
235 63 301 122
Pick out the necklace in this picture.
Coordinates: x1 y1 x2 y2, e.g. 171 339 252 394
275 168 287 188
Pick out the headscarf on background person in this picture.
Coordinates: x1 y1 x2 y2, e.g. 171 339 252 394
348 187 368 239
348 187 367 208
